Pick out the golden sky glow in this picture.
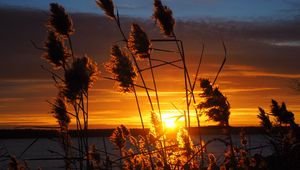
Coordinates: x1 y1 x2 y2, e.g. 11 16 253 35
1 62 300 129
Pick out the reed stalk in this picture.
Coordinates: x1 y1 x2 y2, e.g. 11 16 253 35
148 52 168 165
132 85 155 169
107 10 156 169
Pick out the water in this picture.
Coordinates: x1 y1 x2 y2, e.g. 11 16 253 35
0 135 272 169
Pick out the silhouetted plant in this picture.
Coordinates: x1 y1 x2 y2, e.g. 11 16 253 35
257 107 273 131
197 79 230 126
39 3 100 169
47 3 74 37
197 78 237 169
110 125 131 169
29 0 300 169
177 128 194 159
149 112 167 168
258 99 299 132
51 94 72 169
88 145 101 169
97 0 235 169
257 99 300 169
270 99 295 125
8 156 26 170
152 0 175 37
207 153 219 170
52 95 70 131
43 31 70 69
128 23 151 59
110 125 128 150
98 0 159 167
152 0 197 131
150 112 163 138
64 56 99 101
95 0 115 20
105 45 137 93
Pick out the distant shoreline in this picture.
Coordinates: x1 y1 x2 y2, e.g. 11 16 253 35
0 126 268 139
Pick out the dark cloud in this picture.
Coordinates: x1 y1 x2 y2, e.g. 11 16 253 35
1 7 300 79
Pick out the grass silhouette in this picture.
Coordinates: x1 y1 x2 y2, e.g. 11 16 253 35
3 0 298 170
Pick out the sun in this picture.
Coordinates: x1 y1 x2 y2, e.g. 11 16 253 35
164 118 177 129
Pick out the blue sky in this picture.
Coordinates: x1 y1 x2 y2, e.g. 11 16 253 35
1 0 300 20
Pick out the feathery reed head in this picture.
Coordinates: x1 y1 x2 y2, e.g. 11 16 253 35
240 129 248 146
43 31 70 69
150 111 163 137
120 124 130 136
177 128 194 157
48 3 74 37
89 144 101 168
271 99 295 124
197 78 230 126
110 125 128 149
52 94 70 131
153 0 175 37
96 0 115 20
128 23 151 59
105 45 137 93
64 56 99 101
200 78 213 95
207 153 219 170
208 153 217 164
8 156 24 170
257 107 272 130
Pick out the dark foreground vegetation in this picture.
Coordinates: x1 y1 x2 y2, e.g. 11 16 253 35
2 0 299 169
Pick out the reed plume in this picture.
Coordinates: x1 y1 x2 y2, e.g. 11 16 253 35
257 107 272 131
8 156 24 170
197 79 237 168
270 99 295 125
152 0 175 37
48 3 74 37
110 125 129 149
88 144 101 169
197 79 230 126
52 94 72 169
240 129 248 147
110 125 130 169
150 111 163 138
43 31 70 69
177 128 194 158
52 94 71 131
95 0 115 20
63 56 99 101
128 23 151 59
105 45 137 93
207 153 219 170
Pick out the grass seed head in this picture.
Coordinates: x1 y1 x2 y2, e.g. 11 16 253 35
177 128 194 157
48 3 74 37
110 125 128 149
197 79 230 126
105 45 137 93
128 23 151 59
96 0 115 20
153 0 175 37
64 56 99 101
52 94 70 131
43 31 70 69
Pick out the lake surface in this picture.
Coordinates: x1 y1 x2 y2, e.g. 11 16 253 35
0 135 272 169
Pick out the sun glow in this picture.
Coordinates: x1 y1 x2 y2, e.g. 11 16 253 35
161 112 181 129
164 118 176 129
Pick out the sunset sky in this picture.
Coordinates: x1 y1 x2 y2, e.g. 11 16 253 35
1 0 300 128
